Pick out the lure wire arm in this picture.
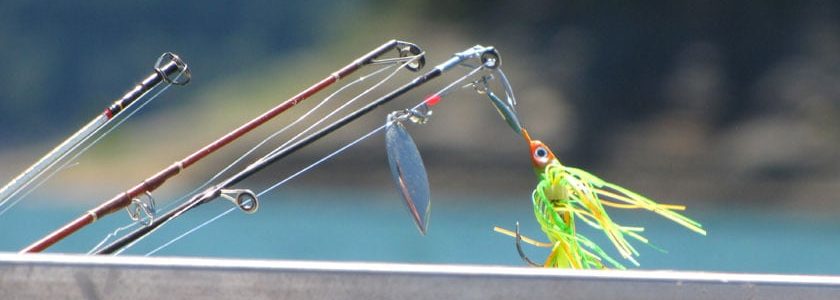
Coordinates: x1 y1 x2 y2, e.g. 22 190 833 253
494 68 516 107
421 45 515 121
463 69 522 134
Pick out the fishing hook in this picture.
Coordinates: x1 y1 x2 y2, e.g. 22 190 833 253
515 221 542 267
220 189 259 214
126 191 157 226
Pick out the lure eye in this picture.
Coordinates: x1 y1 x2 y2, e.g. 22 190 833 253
533 146 550 165
535 147 548 158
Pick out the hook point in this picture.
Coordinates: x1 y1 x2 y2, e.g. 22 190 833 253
515 222 542 267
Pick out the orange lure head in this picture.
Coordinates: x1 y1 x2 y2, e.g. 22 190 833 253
522 128 557 172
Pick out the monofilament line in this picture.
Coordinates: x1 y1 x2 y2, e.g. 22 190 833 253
0 80 177 217
142 62 487 256
144 124 387 256
88 56 420 253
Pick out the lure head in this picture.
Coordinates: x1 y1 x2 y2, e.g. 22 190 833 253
522 129 557 172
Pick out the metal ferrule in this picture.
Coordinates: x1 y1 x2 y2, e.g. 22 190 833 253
434 45 495 72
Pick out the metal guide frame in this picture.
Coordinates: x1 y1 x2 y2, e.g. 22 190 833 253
2 253 840 299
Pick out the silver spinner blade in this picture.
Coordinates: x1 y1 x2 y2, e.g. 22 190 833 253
385 118 431 235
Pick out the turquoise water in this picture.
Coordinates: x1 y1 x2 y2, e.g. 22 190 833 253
3 189 840 275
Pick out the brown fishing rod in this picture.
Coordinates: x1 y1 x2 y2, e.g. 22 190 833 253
22 40 425 253
94 45 500 255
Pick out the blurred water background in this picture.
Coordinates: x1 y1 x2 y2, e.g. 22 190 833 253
1 1 840 274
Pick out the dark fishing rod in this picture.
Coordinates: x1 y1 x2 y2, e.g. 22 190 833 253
0 53 190 211
21 40 424 253
94 45 501 255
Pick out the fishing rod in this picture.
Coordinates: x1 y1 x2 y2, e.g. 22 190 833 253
93 45 501 255
0 53 190 212
134 48 520 256
21 40 425 253
86 50 426 254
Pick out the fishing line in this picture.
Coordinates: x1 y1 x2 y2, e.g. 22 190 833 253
0 80 178 217
191 53 420 199
0 54 189 216
144 123 385 256
87 222 137 254
90 55 422 253
261 53 424 160
25 40 424 254
169 63 401 209
205 64 400 190
87 65 394 253
168 54 420 208
432 65 487 99
139 64 486 256
145 202 237 256
91 45 502 255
